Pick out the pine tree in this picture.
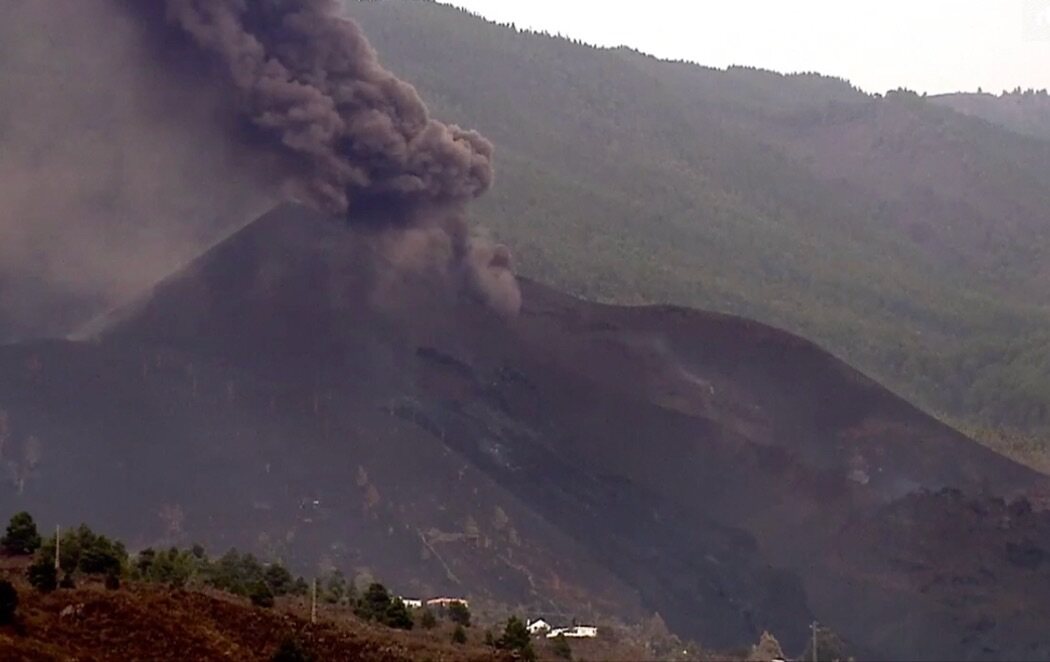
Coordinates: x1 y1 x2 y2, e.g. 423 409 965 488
1 512 41 556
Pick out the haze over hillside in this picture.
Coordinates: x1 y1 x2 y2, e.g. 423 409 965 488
341 0 1050 441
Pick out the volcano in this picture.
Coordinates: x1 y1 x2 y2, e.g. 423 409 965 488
2 204 1050 659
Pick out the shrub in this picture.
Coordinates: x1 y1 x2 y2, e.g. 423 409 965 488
272 638 313 662
105 571 121 591
420 608 437 629
264 563 295 597
799 625 850 662
498 616 536 661
27 555 57 593
59 572 76 590
383 597 414 630
2 512 41 556
249 580 275 608
551 633 573 660
356 583 392 621
451 624 467 645
448 600 471 627
498 616 531 651
0 580 17 625
78 536 124 576
322 570 347 605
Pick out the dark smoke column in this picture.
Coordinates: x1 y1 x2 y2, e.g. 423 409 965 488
153 0 494 219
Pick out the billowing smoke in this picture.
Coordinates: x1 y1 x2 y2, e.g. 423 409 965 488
0 0 519 340
126 0 520 315
140 0 494 217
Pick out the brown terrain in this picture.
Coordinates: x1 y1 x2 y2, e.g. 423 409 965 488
2 204 1050 659
0 565 503 661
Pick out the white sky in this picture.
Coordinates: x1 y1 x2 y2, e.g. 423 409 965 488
439 0 1050 95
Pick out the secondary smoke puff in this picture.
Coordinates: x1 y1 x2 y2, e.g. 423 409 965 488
158 0 494 217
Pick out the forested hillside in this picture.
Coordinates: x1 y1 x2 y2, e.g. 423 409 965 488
343 0 1050 441
933 89 1050 141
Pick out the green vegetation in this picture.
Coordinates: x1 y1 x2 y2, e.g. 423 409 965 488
800 625 851 662
419 607 437 629
451 624 467 645
497 616 536 661
354 583 413 630
1 512 41 556
272 638 314 662
551 632 573 660
344 0 1050 446
27 556 56 593
0 579 17 625
448 599 471 627
7 512 436 635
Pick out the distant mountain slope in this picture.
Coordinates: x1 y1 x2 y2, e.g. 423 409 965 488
341 0 1050 435
932 90 1050 141
4 205 1050 659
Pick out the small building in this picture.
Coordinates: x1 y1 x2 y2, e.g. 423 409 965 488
548 625 598 639
399 597 423 609
526 618 552 635
426 597 470 609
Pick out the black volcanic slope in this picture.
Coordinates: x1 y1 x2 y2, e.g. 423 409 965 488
3 204 1050 660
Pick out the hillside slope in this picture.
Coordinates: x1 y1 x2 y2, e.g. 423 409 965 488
341 0 1050 435
3 205 1050 659
0 579 500 661
933 90 1050 141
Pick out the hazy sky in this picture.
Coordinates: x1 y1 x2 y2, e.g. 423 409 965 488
441 0 1050 95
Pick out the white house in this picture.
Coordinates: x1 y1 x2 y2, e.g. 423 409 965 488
399 597 423 609
526 618 552 635
547 625 598 639
426 597 470 609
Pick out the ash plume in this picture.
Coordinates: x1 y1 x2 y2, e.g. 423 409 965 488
142 0 495 218
0 0 518 339
126 0 518 314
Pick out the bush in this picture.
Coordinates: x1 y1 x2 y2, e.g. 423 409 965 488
272 637 313 662
249 580 275 608
451 624 467 645
322 570 347 605
799 625 850 662
0 580 17 625
420 608 437 629
498 616 536 660
356 583 392 621
448 600 471 627
27 555 57 593
264 563 295 597
383 597 414 630
551 633 573 660
78 536 124 576
498 616 531 651
2 512 42 556
105 571 121 591
59 572 76 590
